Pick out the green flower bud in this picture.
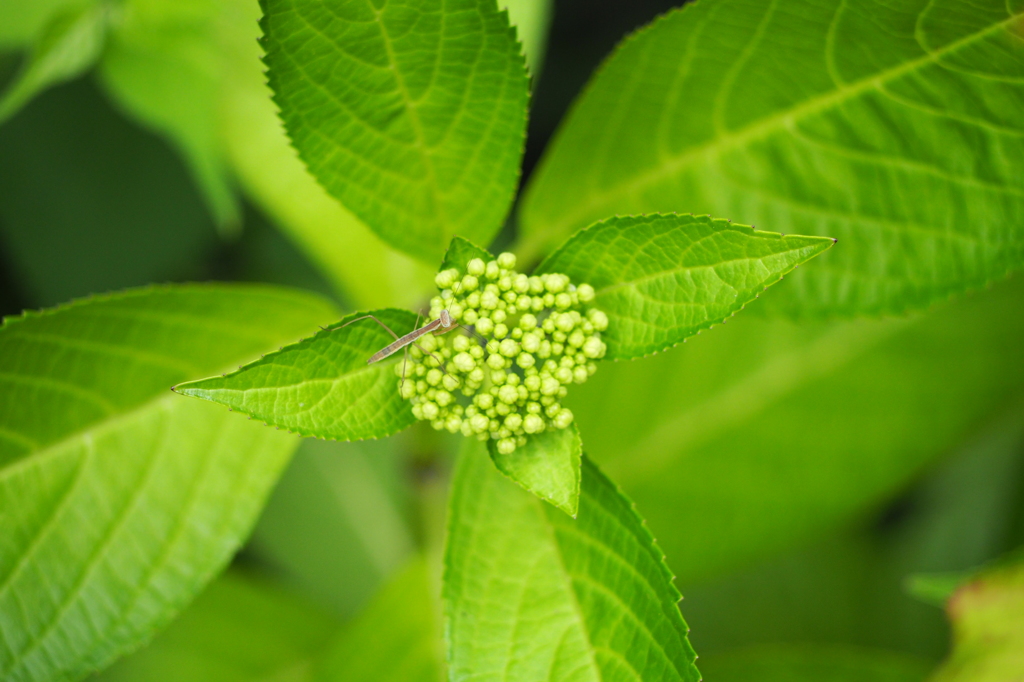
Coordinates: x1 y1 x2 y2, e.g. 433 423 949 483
485 260 500 280
435 269 457 289
517 297 532 312
537 340 552 358
577 283 596 302
421 402 439 420
505 413 523 431
553 331 567 343
435 390 453 407
445 415 463 433
470 413 490 432
540 395 556 406
475 393 494 410
553 408 574 429
491 370 507 384
426 368 443 386
416 379 428 393
495 402 510 416
523 414 545 434
498 384 518 404
469 345 484 359
526 401 542 414
524 375 541 392
461 420 475 437
543 293 555 307
480 290 499 309
496 438 516 455
493 323 508 339
555 367 573 384
588 309 609 331
486 353 505 370
511 327 523 340
517 313 536 330
448 303 464 320
492 309 507 324
583 336 606 359
475 317 494 335
419 334 438 353
442 374 461 391
466 292 481 308
554 292 572 309
552 343 565 356
556 313 575 333
461 274 479 291
400 381 417 399
545 402 562 418
540 375 561 396
568 330 586 348
559 355 575 368
468 367 485 383
497 252 516 270
516 352 536 370
513 273 530 293
467 258 486 276
573 366 589 384
453 352 475 372
499 339 519 357
498 276 512 291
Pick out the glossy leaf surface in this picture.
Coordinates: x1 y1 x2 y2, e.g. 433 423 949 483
445 444 700 682
521 0 1024 316
537 214 834 358
440 235 493 274
570 275 1024 584
262 0 529 262
0 284 337 681
175 309 419 442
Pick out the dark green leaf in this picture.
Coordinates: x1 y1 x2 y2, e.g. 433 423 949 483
698 644 931 682
489 422 581 517
536 213 834 358
569 274 1024 584
440 235 493 275
0 284 337 681
95 570 339 682
261 0 529 261
0 2 107 125
445 443 700 682
313 557 443 682
175 308 419 442
521 0 1024 317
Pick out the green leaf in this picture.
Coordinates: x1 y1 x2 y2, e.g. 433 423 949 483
520 0 1024 317
94 569 339 682
98 0 239 231
568 273 1024 584
0 284 337 681
0 0 92 48
313 557 443 682
440 235 493 274
931 560 1024 682
488 422 582 517
445 443 701 682
218 0 436 309
698 644 932 682
175 308 420 442
536 213 834 358
906 571 975 608
0 2 107 125
261 0 529 262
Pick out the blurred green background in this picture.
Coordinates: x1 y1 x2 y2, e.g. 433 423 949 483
1 0 1021 676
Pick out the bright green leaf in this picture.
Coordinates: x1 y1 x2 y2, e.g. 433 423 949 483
536 213 834 358
569 274 1024 584
261 0 529 262
95 569 339 682
0 284 337 681
313 557 443 682
175 308 419 442
489 422 582 517
218 0 436 309
931 561 1024 682
98 0 239 231
698 644 932 682
521 0 1024 317
0 2 107 125
0 0 92 48
445 443 701 682
440 235 493 274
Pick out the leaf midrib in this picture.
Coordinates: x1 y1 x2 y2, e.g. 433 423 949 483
541 11 1022 237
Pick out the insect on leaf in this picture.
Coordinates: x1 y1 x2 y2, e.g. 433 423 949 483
175 308 421 442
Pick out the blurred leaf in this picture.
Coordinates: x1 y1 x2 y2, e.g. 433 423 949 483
94 569 339 682
313 557 443 682
0 77 218 307
569 274 1024 585
440 235 493 274
906 572 974 608
0 2 107 125
0 284 337 681
0 0 93 47
176 309 418 442
98 0 238 231
261 0 529 262
698 644 931 682
218 0 435 309
536 214 834 358
445 443 700 682
500 0 552 74
489 422 582 516
248 437 415 617
931 561 1024 682
520 0 1024 317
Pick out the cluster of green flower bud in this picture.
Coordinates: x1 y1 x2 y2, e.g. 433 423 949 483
398 251 608 455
